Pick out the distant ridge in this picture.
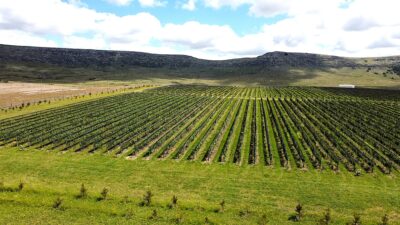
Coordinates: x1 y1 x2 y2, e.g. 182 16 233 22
0 44 399 87
2 44 399 69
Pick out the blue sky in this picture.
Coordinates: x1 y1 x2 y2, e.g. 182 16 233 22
0 0 399 59
79 0 284 35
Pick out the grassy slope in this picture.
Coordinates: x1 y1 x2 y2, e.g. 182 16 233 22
0 147 399 225
290 68 400 88
1 62 399 88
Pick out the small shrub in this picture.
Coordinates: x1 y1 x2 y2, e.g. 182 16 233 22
296 203 303 218
121 195 131 204
354 169 362 176
168 195 178 209
123 208 134 219
172 195 178 206
76 183 87 199
219 199 225 212
238 208 252 217
347 213 361 225
148 209 158 220
101 187 109 199
97 187 109 201
173 214 183 224
139 190 153 207
318 208 331 225
52 197 63 209
258 214 268 225
379 214 389 225
17 181 24 192
289 203 303 222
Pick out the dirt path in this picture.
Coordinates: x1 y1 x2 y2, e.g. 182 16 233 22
0 82 132 108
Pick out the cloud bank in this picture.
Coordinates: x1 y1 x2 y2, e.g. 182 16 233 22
0 0 399 59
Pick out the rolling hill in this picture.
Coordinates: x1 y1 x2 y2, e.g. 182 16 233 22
0 44 399 87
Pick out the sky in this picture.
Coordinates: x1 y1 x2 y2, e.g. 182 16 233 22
0 0 400 59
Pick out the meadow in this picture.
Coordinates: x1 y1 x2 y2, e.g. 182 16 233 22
0 147 399 225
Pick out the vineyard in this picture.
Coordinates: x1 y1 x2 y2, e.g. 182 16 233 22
0 85 399 173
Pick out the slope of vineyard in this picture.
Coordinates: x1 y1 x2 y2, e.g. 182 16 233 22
0 85 399 173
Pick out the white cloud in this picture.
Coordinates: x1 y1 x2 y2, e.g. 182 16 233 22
138 0 166 7
63 35 108 49
0 30 58 47
368 38 396 49
96 13 161 45
203 0 248 9
0 0 161 46
0 0 400 59
182 0 196 11
161 21 236 49
106 0 133 6
343 16 378 31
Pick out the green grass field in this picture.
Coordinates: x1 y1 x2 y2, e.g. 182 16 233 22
0 147 399 225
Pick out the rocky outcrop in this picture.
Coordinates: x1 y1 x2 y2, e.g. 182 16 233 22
1 44 399 71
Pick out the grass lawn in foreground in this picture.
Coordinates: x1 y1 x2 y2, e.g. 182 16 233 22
0 147 399 224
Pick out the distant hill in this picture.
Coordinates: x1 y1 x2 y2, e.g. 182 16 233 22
0 44 399 88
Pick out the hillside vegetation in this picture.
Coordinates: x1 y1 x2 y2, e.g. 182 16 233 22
0 44 399 87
